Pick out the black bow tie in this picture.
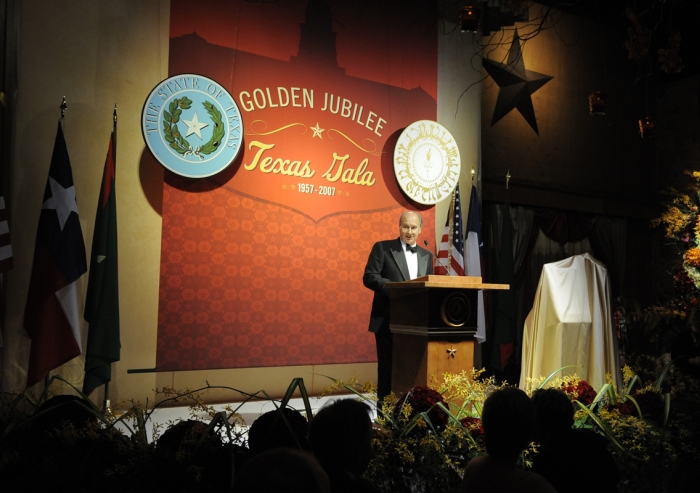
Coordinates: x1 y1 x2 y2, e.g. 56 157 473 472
406 245 417 254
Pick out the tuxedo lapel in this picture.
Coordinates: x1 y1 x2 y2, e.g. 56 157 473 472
417 249 430 277
390 240 410 281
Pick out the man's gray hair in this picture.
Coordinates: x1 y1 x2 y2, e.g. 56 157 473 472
399 211 423 227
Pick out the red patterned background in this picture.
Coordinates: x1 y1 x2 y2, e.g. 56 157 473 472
156 0 437 370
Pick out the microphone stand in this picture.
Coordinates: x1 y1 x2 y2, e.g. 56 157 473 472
423 240 453 275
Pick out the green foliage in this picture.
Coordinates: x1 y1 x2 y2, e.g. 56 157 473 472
322 371 495 493
3 367 697 493
647 170 700 351
161 97 225 160
559 359 699 493
163 97 193 155
199 101 225 155
326 361 700 493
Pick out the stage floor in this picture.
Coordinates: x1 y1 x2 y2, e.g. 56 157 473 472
112 393 375 443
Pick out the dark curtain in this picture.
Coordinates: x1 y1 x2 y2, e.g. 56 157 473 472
482 203 627 383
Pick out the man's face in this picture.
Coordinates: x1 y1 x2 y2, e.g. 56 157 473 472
399 213 422 246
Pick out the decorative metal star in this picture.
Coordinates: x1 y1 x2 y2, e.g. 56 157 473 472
447 347 457 358
482 29 553 135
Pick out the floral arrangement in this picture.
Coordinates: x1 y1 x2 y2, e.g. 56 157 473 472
322 369 494 492
458 416 484 438
393 385 449 428
4 364 698 493
652 171 700 273
557 375 597 406
648 170 700 349
0 376 289 492
327 362 699 493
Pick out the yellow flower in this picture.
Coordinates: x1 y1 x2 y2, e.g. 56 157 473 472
685 248 700 267
688 170 700 181
395 441 416 463
622 366 635 386
658 206 690 238
672 194 694 209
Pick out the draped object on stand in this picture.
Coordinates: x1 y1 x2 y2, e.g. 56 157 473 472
519 253 622 391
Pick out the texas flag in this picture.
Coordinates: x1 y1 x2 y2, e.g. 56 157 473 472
24 122 87 388
465 185 486 343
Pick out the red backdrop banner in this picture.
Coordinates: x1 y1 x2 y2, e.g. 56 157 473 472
157 0 437 370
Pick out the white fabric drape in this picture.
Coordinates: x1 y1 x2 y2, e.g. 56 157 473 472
519 253 622 392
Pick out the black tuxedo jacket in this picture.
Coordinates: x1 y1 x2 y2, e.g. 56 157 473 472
362 238 433 333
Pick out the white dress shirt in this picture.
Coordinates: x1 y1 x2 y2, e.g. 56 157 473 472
401 240 418 280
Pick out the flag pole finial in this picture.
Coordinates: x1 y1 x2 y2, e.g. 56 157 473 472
471 167 475 182
113 104 117 125
506 170 511 189
60 96 67 121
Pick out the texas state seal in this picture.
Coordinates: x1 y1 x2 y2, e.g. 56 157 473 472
141 74 243 178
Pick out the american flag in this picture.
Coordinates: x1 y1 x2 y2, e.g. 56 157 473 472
434 184 465 276
434 212 450 275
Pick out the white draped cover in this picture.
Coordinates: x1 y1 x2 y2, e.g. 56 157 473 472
519 253 622 392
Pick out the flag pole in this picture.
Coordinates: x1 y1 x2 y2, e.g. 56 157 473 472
446 188 455 270
83 104 120 404
60 96 66 124
102 105 117 415
44 96 67 393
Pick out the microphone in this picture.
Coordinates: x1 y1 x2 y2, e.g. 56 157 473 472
424 240 452 275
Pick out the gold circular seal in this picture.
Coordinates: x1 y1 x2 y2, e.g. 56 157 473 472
393 120 461 205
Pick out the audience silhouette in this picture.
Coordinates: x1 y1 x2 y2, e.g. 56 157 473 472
461 386 557 493
234 448 330 493
309 398 379 493
247 406 310 456
531 388 618 493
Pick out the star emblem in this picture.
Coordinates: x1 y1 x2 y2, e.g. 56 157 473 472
483 29 553 135
447 347 457 358
42 175 79 231
182 112 209 139
311 122 324 139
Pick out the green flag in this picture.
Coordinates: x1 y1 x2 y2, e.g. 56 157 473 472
491 200 516 373
83 125 120 395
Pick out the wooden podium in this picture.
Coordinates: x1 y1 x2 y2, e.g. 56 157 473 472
384 275 509 395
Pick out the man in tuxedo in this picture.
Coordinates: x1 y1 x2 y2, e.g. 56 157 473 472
363 211 433 402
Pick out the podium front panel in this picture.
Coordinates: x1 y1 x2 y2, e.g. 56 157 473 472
391 334 474 395
389 287 478 335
